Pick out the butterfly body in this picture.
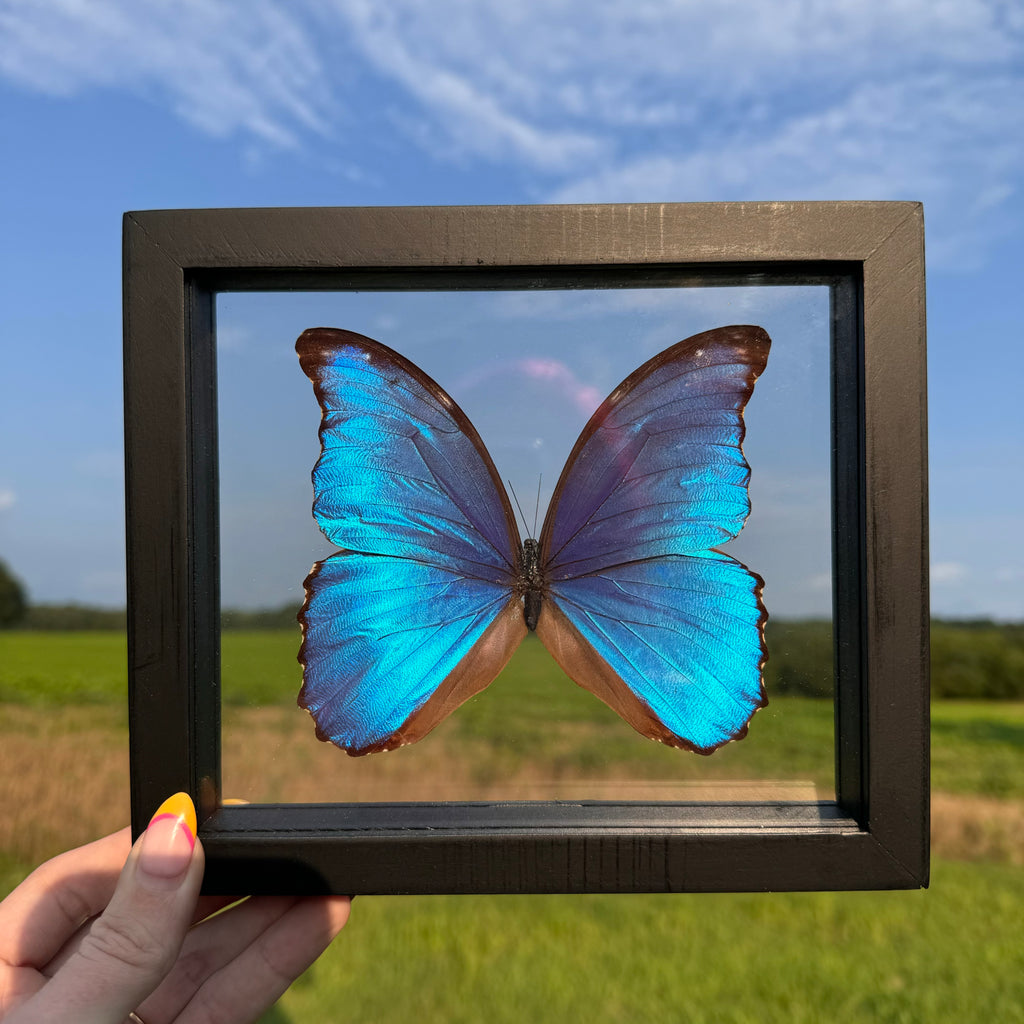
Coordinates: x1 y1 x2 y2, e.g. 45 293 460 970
296 325 770 757
518 537 546 631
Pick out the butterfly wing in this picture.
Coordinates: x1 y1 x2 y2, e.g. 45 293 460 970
296 328 526 755
536 325 770 753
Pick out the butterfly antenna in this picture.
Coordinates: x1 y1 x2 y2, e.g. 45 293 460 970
533 473 542 537
508 480 531 538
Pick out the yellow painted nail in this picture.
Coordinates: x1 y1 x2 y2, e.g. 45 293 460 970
149 792 197 848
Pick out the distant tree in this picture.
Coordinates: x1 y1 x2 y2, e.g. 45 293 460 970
21 604 126 630
931 621 1024 699
0 558 27 626
763 619 834 698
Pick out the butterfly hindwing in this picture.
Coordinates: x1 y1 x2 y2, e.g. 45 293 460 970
300 553 525 753
537 326 770 752
296 328 524 754
537 552 767 753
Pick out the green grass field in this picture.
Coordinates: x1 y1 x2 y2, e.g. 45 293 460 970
1 629 1022 1023
269 858 1024 1024
3 630 1022 797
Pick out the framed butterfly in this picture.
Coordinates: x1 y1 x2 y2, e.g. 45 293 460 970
295 324 770 757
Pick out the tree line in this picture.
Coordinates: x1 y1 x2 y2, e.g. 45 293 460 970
762 619 1024 701
2 559 1021 700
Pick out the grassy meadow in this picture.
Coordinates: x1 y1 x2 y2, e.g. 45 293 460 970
1 628 1022 1022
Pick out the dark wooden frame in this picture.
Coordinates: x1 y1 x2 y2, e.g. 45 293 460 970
123 202 928 894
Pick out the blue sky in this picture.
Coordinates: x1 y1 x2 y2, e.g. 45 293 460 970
1 0 1022 619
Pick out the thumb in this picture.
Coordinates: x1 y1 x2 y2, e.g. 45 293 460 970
25 793 204 1024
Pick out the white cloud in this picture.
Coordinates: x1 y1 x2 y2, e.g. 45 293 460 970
994 566 1024 583
0 0 331 147
324 1 602 170
805 573 833 592
325 0 1021 128
932 561 969 584
321 1 1024 264
2 1 1021 262
550 74 1024 268
216 325 252 353
0 489 16 512
492 284 821 323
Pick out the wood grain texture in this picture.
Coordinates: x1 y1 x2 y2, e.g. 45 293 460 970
126 201 920 269
861 203 929 882
123 201 928 893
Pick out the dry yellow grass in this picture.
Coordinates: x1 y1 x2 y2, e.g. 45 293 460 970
1 704 1019 867
931 792 1024 866
0 705 129 863
221 707 826 803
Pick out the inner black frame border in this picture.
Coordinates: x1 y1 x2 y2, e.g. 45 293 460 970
123 202 928 894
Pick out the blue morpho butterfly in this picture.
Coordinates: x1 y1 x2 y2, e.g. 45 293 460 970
295 324 770 757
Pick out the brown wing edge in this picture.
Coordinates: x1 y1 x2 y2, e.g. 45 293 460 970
534 576 769 756
295 327 521 563
297 572 528 757
539 324 772 556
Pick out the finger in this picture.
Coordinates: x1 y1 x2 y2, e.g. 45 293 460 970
37 894 246 982
188 797 250 925
0 828 132 969
180 896 351 1024
0 959 46 1016
136 895 305 1021
20 793 204 1024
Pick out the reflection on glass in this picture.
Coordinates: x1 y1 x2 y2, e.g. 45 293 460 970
216 286 834 804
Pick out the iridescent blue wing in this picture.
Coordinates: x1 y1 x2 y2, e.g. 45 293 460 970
299 554 525 754
536 325 770 753
536 553 767 753
296 328 526 755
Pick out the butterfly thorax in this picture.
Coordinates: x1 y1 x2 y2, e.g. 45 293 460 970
518 537 547 632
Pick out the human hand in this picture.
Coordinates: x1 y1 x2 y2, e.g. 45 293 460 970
0 793 350 1023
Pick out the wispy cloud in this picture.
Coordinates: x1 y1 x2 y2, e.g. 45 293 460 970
932 561 969 585
325 0 1024 263
2 1 1021 260
492 285 820 324
551 73 1024 268
216 324 252 353
0 0 331 147
326 1 602 170
805 573 832 592
326 0 1021 136
0 489 16 513
452 357 602 418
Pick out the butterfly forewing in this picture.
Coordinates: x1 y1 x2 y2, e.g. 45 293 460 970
540 327 770 575
298 329 520 575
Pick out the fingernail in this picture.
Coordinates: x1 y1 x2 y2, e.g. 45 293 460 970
139 792 197 878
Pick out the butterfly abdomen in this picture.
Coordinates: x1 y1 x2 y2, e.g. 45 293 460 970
519 537 547 631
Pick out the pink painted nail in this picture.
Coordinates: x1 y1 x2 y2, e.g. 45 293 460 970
139 792 197 878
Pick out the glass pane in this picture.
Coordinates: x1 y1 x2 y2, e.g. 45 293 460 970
216 284 834 804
